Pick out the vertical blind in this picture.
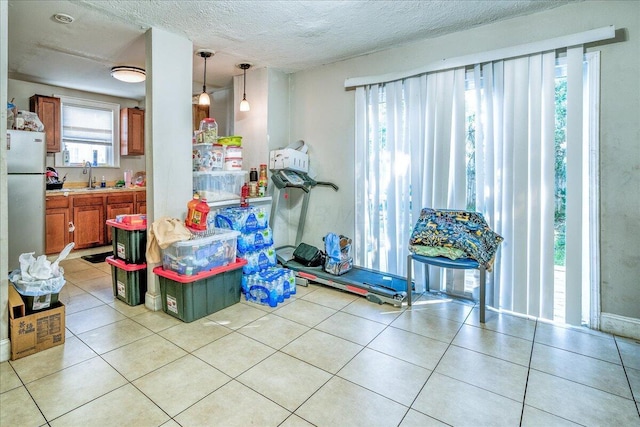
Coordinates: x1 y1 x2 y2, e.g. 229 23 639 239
352 28 610 325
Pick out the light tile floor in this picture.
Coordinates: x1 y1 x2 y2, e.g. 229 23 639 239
1 257 639 427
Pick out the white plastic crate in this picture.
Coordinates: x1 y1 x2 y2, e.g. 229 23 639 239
161 228 240 276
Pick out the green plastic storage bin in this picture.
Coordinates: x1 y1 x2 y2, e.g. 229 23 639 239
154 258 247 322
106 256 147 306
107 219 147 264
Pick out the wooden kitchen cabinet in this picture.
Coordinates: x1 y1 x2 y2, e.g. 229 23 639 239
45 196 70 254
120 107 145 156
106 193 135 242
72 194 105 249
193 104 209 131
30 95 61 153
135 191 146 214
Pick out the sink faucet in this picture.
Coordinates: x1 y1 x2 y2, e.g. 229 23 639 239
83 161 93 188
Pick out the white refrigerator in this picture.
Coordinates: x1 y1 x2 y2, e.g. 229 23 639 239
7 130 46 271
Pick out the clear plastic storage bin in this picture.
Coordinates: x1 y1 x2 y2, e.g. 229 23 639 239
193 170 247 201
161 228 240 276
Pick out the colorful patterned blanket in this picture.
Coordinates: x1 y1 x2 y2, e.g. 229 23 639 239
409 208 503 269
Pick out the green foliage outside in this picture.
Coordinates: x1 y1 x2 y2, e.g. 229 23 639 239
464 78 568 267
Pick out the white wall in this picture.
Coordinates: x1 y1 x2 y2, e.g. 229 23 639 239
0 0 10 361
289 1 640 330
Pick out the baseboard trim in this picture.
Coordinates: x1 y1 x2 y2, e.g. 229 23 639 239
0 338 11 362
600 312 640 340
145 292 162 311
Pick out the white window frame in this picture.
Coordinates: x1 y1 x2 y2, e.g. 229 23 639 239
58 95 120 168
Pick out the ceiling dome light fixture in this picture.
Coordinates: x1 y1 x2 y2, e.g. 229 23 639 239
238 63 252 112
196 49 215 106
53 13 75 24
111 66 146 83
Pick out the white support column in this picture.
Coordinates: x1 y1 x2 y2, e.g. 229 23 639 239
144 27 193 311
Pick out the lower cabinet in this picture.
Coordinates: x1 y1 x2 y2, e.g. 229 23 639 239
106 193 135 243
45 196 70 254
45 190 147 254
72 195 105 250
135 191 146 214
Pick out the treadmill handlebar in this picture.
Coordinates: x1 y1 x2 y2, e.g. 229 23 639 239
271 171 338 192
315 181 339 191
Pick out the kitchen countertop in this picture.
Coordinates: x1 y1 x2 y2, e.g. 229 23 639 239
46 186 146 196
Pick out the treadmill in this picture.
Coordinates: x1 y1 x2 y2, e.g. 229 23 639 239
269 169 407 306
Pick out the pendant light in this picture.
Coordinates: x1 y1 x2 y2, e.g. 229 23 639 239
238 63 251 112
196 49 215 106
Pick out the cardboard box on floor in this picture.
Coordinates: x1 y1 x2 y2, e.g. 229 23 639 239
8 285 65 360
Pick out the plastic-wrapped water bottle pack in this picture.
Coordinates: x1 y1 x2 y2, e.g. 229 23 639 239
237 227 273 254
214 206 269 233
242 267 296 307
241 246 277 274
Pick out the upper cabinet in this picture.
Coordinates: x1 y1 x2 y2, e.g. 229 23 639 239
30 95 61 153
193 104 209 132
120 107 145 156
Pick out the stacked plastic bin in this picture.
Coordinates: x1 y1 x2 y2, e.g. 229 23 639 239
106 216 147 306
215 206 296 308
153 227 246 322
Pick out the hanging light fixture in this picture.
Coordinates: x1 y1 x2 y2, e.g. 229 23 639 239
196 49 215 106
111 66 146 83
238 63 251 112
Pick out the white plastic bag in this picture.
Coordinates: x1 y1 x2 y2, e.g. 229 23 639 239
10 243 74 296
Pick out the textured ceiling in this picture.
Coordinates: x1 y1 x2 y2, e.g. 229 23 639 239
7 0 573 101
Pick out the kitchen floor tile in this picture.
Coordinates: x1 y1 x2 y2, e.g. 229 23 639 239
534 321 621 364
158 316 231 352
452 323 533 366
525 369 639 425
3 258 638 427
25 357 127 420
412 372 523 426
238 352 332 411
435 345 529 402
314 310 387 345
281 328 363 373
49 384 169 427
391 308 463 343
531 342 633 398
65 304 126 335
101 334 187 381
300 286 359 310
337 347 431 406
192 331 275 378
9 335 97 384
0 362 22 393
0 386 46 427
133 354 230 417
174 380 290 426
295 376 408 427
368 326 449 371
341 296 405 325
398 409 450 427
273 298 337 327
238 313 309 349
76 318 153 354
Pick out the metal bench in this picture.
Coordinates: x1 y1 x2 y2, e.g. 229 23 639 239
406 254 487 323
